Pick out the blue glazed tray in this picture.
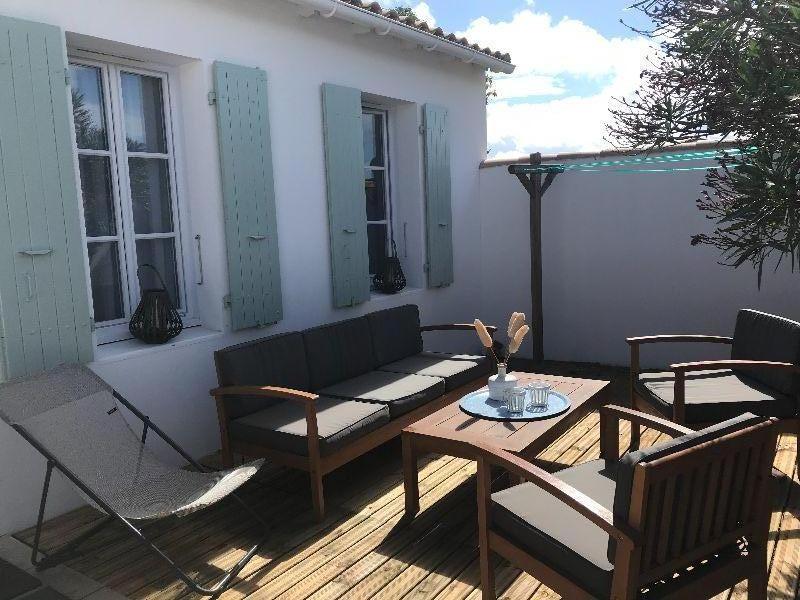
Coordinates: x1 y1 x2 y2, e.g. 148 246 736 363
458 389 571 422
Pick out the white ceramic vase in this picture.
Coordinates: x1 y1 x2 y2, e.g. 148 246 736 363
487 363 517 401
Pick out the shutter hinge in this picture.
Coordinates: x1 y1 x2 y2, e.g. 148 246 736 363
419 124 426 135
207 91 217 106
89 318 96 332
64 68 71 86
223 294 231 308
423 262 430 273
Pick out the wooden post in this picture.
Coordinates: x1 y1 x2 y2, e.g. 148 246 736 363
529 153 544 363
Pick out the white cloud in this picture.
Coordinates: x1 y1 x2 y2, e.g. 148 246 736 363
458 9 654 156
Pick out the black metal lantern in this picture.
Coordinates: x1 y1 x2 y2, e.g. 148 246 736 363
129 264 183 344
373 239 407 294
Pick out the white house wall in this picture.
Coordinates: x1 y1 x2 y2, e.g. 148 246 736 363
0 0 489 534
479 157 800 368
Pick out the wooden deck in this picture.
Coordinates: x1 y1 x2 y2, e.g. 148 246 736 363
14 377 800 599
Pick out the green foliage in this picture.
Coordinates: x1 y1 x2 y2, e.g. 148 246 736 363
608 0 800 283
395 7 418 20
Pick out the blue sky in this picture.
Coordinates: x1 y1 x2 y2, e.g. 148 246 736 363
387 1 655 156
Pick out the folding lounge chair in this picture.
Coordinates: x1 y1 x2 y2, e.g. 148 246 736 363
0 364 268 596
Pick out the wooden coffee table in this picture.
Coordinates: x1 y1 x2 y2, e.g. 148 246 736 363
402 371 611 517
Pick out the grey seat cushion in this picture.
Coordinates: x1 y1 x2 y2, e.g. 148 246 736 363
636 369 796 424
367 304 423 366
320 371 445 419
491 459 619 599
228 397 390 456
303 317 377 390
732 309 800 396
214 332 311 419
378 352 491 391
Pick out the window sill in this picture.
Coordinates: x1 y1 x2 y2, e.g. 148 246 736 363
93 325 223 364
369 287 424 302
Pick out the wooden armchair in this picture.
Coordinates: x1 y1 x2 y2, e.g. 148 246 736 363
476 405 778 600
627 310 800 461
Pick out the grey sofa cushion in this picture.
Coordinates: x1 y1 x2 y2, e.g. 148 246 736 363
636 369 796 424
378 352 491 392
491 460 618 599
367 304 423 366
732 309 800 396
611 412 766 561
228 397 390 456
303 317 377 390
320 371 445 419
215 332 311 419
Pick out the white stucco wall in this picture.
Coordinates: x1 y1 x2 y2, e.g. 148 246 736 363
479 155 800 368
0 0 489 534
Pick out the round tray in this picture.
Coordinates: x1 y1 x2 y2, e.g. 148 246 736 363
458 389 571 422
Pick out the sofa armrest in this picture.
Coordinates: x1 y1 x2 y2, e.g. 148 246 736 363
421 323 498 335
474 443 639 547
210 385 320 405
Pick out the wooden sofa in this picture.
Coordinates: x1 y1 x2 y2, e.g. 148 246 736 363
211 304 494 520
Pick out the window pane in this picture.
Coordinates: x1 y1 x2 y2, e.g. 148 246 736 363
129 158 173 233
367 223 387 276
362 112 384 167
365 169 386 222
87 242 124 322
79 155 116 237
121 72 167 153
70 64 108 150
136 238 180 307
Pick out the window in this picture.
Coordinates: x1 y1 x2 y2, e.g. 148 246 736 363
69 57 187 343
362 107 392 281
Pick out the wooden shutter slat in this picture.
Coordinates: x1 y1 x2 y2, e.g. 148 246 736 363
213 61 282 330
423 104 453 288
0 15 93 379
321 83 369 308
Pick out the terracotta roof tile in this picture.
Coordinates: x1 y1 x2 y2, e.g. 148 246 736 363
341 1 512 64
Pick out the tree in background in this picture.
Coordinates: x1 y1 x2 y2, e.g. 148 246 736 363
608 0 800 283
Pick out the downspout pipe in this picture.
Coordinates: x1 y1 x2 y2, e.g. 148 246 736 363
285 0 515 74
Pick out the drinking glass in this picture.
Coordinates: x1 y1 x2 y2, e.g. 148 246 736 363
505 386 527 416
527 381 551 411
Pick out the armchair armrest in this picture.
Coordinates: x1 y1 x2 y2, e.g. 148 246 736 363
626 335 733 346
210 385 320 405
671 360 800 374
600 405 693 459
474 442 640 547
421 323 498 335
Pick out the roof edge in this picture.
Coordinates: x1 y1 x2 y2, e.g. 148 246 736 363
285 0 516 74
479 140 740 169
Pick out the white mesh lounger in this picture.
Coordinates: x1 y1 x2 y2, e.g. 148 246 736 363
0 364 268 596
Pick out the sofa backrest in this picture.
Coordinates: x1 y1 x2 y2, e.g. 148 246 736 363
732 309 800 396
367 305 423 366
214 332 311 419
303 316 376 390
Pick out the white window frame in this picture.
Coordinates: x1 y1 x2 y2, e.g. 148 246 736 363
362 106 393 279
68 50 197 344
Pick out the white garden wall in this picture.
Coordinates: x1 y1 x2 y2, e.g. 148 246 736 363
0 0 489 534
479 152 800 368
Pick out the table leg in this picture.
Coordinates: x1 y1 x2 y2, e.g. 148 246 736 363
402 432 420 518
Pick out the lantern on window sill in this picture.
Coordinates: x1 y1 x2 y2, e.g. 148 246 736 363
129 264 183 344
373 240 407 294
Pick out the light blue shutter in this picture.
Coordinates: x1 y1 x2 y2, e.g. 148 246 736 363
321 83 370 308
423 104 454 288
0 15 93 379
213 62 283 330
